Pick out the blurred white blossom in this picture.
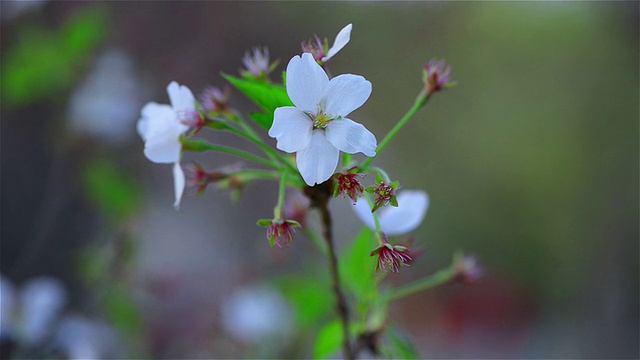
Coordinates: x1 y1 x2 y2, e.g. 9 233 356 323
68 49 145 145
221 285 292 344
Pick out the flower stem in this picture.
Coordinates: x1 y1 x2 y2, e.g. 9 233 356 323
382 266 455 303
181 138 281 171
361 90 431 169
223 123 300 176
274 170 288 219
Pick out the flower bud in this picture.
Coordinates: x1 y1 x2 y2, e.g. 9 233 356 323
423 58 453 94
333 167 364 204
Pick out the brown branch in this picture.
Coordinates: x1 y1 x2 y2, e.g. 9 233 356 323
306 181 354 360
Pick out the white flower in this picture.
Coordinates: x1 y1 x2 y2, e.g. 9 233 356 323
269 53 377 186
353 190 429 236
137 81 195 208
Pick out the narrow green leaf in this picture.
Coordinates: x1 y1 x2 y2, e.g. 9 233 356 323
222 73 293 129
313 321 342 359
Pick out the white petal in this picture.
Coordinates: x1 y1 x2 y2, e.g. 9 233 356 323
324 74 371 117
167 81 196 113
144 127 183 163
138 103 188 164
296 130 339 186
325 118 377 157
173 162 185 209
379 191 429 236
137 115 149 141
351 190 429 236
323 23 352 62
352 198 376 231
286 53 328 113
269 107 313 153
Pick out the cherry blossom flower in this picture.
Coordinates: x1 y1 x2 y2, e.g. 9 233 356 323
370 242 413 273
301 24 352 64
137 81 197 208
333 167 364 203
353 190 429 236
259 219 300 248
269 53 377 186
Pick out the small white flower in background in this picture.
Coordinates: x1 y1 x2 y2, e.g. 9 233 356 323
221 285 292 344
137 81 197 208
19 277 67 346
269 53 377 186
302 23 353 64
0 276 15 337
67 49 144 145
55 314 120 360
353 190 429 236
0 276 67 346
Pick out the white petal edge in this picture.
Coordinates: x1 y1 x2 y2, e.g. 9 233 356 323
296 130 339 186
324 74 371 117
325 118 377 157
324 23 352 62
286 53 328 113
269 107 313 153
173 162 185 210
352 198 376 231
167 81 196 113
378 191 430 236
352 190 429 236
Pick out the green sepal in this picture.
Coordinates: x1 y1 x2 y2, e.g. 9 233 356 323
286 219 302 228
389 195 398 207
256 219 272 227
390 181 400 190
375 172 384 184
365 186 375 194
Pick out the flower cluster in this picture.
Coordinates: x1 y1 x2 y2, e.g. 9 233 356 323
136 23 453 272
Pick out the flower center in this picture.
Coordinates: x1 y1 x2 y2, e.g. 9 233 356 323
311 110 338 129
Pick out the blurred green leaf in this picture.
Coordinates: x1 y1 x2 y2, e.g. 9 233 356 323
1 7 108 107
313 320 342 359
381 326 421 359
274 275 332 329
341 227 378 299
104 285 141 337
222 73 293 129
82 158 140 222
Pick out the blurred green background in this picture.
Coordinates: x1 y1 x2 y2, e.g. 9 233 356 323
1 1 638 358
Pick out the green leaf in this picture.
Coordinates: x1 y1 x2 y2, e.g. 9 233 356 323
313 321 342 359
249 112 275 130
381 327 421 359
341 227 378 299
82 158 140 222
104 285 141 337
222 73 293 129
256 219 272 227
273 275 332 330
1 6 108 108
